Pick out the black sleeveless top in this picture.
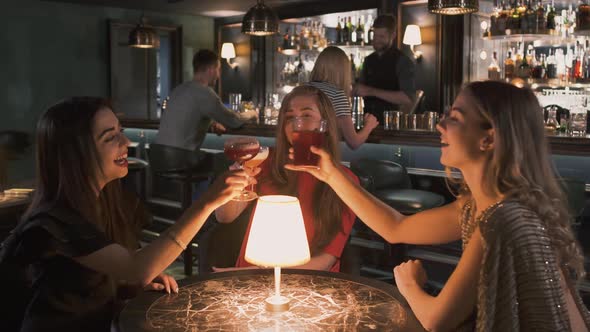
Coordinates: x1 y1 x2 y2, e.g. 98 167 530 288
0 204 115 332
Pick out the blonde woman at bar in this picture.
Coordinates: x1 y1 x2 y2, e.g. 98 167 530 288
306 46 378 150
288 81 590 331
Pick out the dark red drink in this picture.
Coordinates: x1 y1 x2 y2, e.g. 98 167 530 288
292 130 325 167
224 145 259 162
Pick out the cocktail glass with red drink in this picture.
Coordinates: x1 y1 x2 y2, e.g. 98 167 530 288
243 146 269 193
292 117 327 168
224 136 260 201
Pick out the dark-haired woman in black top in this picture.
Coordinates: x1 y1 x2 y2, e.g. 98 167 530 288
0 97 251 331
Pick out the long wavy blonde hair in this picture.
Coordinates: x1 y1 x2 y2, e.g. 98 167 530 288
263 85 344 254
310 46 352 97
447 81 585 280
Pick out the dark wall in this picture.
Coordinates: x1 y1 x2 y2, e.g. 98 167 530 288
398 1 440 112
219 26 252 103
0 0 213 185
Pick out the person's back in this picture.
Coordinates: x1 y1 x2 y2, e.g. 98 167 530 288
155 81 220 151
155 49 245 152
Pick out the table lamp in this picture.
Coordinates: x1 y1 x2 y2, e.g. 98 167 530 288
245 195 310 312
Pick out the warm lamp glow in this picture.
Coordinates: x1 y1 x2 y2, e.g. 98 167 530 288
245 195 310 267
245 195 310 312
403 25 422 46
221 43 236 59
402 25 423 60
221 43 238 69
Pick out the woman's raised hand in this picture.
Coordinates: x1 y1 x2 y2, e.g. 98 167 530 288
284 146 338 184
201 169 259 208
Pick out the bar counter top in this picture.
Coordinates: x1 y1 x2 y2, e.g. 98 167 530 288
122 119 590 156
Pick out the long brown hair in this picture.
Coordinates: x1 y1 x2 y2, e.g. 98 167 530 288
266 85 344 254
24 97 139 250
310 46 352 97
451 81 585 280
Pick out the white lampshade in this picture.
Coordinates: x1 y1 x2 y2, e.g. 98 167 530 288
403 25 422 46
221 42 236 59
245 195 311 267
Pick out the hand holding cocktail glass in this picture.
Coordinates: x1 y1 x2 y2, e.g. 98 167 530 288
291 117 327 169
224 137 261 201
285 145 337 183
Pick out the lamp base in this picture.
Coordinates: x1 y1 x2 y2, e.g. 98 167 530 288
265 295 290 312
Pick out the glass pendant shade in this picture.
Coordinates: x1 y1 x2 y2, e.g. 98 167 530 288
428 0 478 15
242 0 279 36
129 17 160 48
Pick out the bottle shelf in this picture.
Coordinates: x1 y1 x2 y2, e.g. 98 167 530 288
482 31 578 44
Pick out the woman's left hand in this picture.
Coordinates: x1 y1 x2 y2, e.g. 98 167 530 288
144 272 179 294
393 260 427 296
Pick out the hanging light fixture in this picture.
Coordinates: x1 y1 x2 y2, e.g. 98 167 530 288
428 0 478 15
129 15 160 48
242 0 279 36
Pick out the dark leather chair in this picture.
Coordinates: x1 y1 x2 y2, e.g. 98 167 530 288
148 143 219 276
349 159 446 276
350 159 445 215
558 177 586 225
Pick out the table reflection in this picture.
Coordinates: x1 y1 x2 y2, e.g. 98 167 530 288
116 269 425 332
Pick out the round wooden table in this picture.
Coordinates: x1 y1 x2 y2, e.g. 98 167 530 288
115 269 425 332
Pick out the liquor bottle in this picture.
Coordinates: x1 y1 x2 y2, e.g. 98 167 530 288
579 0 590 30
546 49 557 78
342 18 349 44
510 2 521 30
368 17 374 44
350 53 356 80
584 40 590 79
532 54 545 78
488 51 501 80
365 15 373 44
350 17 358 44
547 1 556 30
515 46 523 69
497 1 508 33
526 0 536 32
356 17 364 45
518 51 531 78
505 50 515 80
347 17 354 43
536 0 545 32
336 16 342 44
520 0 530 31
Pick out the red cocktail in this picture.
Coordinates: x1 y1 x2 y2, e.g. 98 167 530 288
292 118 327 168
224 137 260 201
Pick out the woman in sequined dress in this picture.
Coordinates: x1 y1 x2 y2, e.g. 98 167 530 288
287 81 589 331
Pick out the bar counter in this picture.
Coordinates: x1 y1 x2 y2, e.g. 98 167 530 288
122 120 590 156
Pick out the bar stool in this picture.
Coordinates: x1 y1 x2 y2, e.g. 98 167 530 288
350 158 446 269
148 143 217 276
122 157 148 200
350 159 445 215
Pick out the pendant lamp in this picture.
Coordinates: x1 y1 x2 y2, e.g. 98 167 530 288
129 15 160 48
242 0 279 36
428 0 478 15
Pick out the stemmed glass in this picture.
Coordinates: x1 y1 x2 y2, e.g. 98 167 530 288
243 146 269 194
224 137 260 201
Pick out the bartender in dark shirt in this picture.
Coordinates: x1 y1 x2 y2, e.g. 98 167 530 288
353 14 416 123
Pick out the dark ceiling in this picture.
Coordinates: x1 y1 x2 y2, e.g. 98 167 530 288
44 0 336 17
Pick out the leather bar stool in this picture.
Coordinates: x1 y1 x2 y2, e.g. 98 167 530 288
558 177 586 227
350 158 446 270
350 159 445 215
148 143 218 276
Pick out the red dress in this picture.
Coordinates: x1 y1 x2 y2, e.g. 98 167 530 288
235 154 358 272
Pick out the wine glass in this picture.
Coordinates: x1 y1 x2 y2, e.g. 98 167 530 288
224 137 260 201
243 146 269 194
